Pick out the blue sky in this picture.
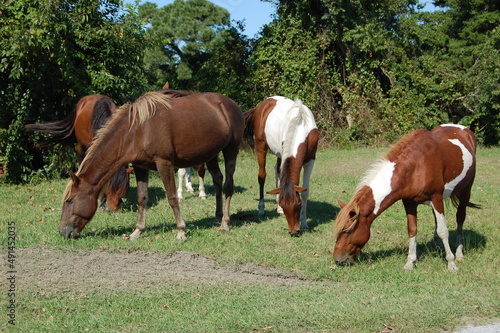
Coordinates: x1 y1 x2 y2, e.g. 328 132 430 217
142 0 276 37
133 1 436 37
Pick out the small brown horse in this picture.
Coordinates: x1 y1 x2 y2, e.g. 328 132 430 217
25 95 129 211
60 91 244 241
333 124 479 271
244 96 319 236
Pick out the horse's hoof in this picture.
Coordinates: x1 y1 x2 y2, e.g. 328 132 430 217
129 237 138 241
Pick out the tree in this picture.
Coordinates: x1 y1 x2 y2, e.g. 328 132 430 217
138 0 253 106
0 0 149 182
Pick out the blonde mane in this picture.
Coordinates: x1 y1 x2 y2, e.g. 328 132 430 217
333 190 363 240
79 92 172 172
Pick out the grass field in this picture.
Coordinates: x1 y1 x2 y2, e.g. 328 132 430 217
1 146 499 332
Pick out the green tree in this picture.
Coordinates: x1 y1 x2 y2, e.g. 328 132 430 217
0 0 149 183
139 0 252 106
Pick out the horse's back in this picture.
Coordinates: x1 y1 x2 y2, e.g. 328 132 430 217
262 96 317 156
139 92 243 167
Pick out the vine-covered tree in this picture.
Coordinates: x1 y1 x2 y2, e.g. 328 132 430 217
0 0 149 182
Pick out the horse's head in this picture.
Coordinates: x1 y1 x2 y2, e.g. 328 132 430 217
59 173 98 238
267 184 307 237
333 199 372 265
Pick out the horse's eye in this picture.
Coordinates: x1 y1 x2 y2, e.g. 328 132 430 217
65 198 73 204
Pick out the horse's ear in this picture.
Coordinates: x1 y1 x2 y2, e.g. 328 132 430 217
267 188 280 195
294 185 307 193
70 172 80 186
338 199 346 208
162 81 169 89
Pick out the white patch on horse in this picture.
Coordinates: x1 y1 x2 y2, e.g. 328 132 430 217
264 97 317 161
361 159 396 215
443 138 473 198
440 124 467 130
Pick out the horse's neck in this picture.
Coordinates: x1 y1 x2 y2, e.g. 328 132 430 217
78 137 130 191
360 159 401 216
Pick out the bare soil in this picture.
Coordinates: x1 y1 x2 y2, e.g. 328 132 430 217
16 246 309 295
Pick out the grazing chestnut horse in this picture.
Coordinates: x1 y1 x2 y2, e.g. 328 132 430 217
60 91 244 241
244 96 319 236
25 95 129 211
333 124 479 271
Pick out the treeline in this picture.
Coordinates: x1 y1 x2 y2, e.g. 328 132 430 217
1 0 499 182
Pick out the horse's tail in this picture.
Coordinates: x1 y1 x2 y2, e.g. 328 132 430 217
91 96 116 136
24 110 77 148
104 165 130 212
450 195 481 209
243 107 257 149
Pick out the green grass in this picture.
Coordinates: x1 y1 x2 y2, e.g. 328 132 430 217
1 147 499 332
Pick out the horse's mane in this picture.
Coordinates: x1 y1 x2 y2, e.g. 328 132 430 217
90 96 115 136
278 159 296 207
385 129 428 162
281 99 305 163
333 190 364 240
80 92 171 173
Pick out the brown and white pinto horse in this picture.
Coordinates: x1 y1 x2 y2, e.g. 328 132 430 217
25 95 129 211
60 91 244 241
333 124 478 271
244 96 319 236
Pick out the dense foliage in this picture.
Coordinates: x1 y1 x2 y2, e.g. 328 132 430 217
1 0 499 182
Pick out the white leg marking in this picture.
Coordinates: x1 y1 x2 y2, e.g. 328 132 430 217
404 236 417 270
299 160 315 230
129 228 142 240
431 204 458 271
198 175 206 199
177 168 187 200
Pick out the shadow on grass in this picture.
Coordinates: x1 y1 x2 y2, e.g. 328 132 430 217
119 184 247 212
357 229 487 265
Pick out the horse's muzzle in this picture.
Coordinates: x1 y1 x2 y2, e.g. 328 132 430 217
334 252 354 266
289 230 302 237
59 225 80 239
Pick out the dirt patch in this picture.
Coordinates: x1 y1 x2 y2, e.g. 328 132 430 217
16 246 310 295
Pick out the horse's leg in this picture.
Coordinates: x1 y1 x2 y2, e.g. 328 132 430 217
197 164 206 199
177 168 190 200
157 160 186 241
299 159 315 231
455 184 473 260
184 168 194 193
206 156 225 227
220 148 238 231
275 157 283 215
430 196 457 271
129 167 149 241
403 200 418 270
256 143 268 216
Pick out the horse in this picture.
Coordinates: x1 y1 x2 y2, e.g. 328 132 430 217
177 164 206 200
243 96 319 236
25 95 129 212
158 82 207 201
60 91 244 241
333 124 479 271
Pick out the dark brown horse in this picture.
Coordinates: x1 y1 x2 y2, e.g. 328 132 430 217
244 96 319 236
333 124 479 271
60 91 244 241
25 95 129 211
